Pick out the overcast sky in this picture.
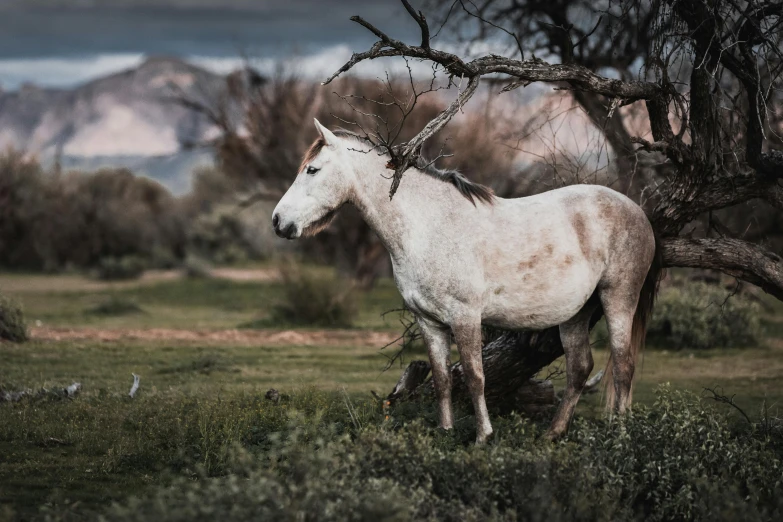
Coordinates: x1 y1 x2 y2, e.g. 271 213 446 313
0 0 422 89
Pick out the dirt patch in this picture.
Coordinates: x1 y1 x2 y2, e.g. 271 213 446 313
30 326 398 347
210 268 280 282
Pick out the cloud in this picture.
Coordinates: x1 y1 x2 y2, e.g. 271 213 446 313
0 45 447 90
189 45 439 82
0 54 146 90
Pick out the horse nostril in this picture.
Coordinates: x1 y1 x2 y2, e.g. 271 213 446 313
272 213 280 230
282 223 297 239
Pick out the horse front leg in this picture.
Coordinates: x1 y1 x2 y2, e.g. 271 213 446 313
453 320 493 444
418 318 454 430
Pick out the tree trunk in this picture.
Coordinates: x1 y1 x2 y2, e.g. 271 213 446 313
386 329 565 411
387 305 605 411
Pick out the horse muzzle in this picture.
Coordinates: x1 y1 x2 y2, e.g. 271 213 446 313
272 213 298 239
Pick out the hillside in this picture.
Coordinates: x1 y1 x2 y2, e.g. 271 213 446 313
0 56 225 157
0 56 231 192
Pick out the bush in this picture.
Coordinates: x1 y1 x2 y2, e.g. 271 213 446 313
95 256 147 281
51 387 781 522
0 293 27 342
85 296 144 316
0 153 187 272
182 254 213 279
648 282 763 350
270 264 357 327
186 205 257 265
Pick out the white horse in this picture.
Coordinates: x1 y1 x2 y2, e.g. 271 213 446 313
273 120 660 443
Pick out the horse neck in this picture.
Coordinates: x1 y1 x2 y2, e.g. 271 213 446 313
347 154 452 257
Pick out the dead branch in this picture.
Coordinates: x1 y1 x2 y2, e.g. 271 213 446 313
703 386 752 425
661 237 783 301
0 382 81 403
128 374 140 398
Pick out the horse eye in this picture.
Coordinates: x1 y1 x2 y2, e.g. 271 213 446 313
306 166 320 175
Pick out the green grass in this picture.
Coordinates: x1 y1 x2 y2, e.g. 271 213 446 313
1 273 404 331
0 336 406 519
0 339 403 397
1 271 783 520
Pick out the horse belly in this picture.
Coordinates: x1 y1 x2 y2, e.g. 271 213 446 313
481 261 598 330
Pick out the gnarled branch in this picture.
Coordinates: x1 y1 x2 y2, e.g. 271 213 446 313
389 75 480 198
324 1 665 199
661 237 783 301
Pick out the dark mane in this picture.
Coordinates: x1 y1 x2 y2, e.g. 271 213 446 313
299 130 495 206
415 161 495 206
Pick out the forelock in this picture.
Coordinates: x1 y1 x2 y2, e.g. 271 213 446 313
298 135 328 173
297 130 367 173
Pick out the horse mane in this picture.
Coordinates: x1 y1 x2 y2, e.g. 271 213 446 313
300 130 495 206
415 162 495 206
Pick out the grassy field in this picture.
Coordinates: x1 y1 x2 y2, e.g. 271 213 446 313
1 269 782 520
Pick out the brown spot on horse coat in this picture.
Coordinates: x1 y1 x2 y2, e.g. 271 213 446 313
518 254 538 270
572 213 591 259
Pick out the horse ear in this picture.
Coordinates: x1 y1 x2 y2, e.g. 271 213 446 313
314 118 338 149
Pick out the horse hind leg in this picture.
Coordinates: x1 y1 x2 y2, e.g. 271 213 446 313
600 287 640 414
545 301 597 440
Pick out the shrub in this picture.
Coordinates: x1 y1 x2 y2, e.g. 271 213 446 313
270 264 357 327
648 282 763 349
186 205 257 265
85 296 144 316
95 256 147 281
0 293 27 342
56 387 782 522
182 254 213 279
0 153 186 272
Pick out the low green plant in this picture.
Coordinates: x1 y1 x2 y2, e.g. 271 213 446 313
35 387 780 522
648 282 763 349
182 254 213 279
95 256 147 281
85 296 144 316
157 354 235 376
187 205 255 265
0 292 27 342
270 264 358 327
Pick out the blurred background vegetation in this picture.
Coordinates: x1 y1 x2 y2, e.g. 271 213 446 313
1 1 782 520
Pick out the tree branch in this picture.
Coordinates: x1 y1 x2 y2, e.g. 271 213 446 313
662 237 783 300
324 5 662 102
401 0 431 49
388 75 480 198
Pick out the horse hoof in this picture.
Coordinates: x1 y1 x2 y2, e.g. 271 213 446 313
475 430 494 445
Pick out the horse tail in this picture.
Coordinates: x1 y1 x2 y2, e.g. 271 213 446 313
604 232 664 410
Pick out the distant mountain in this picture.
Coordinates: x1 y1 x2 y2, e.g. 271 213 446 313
0 56 225 157
0 56 233 193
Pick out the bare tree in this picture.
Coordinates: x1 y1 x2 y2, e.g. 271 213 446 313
175 62 520 286
424 0 661 198
323 0 783 404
